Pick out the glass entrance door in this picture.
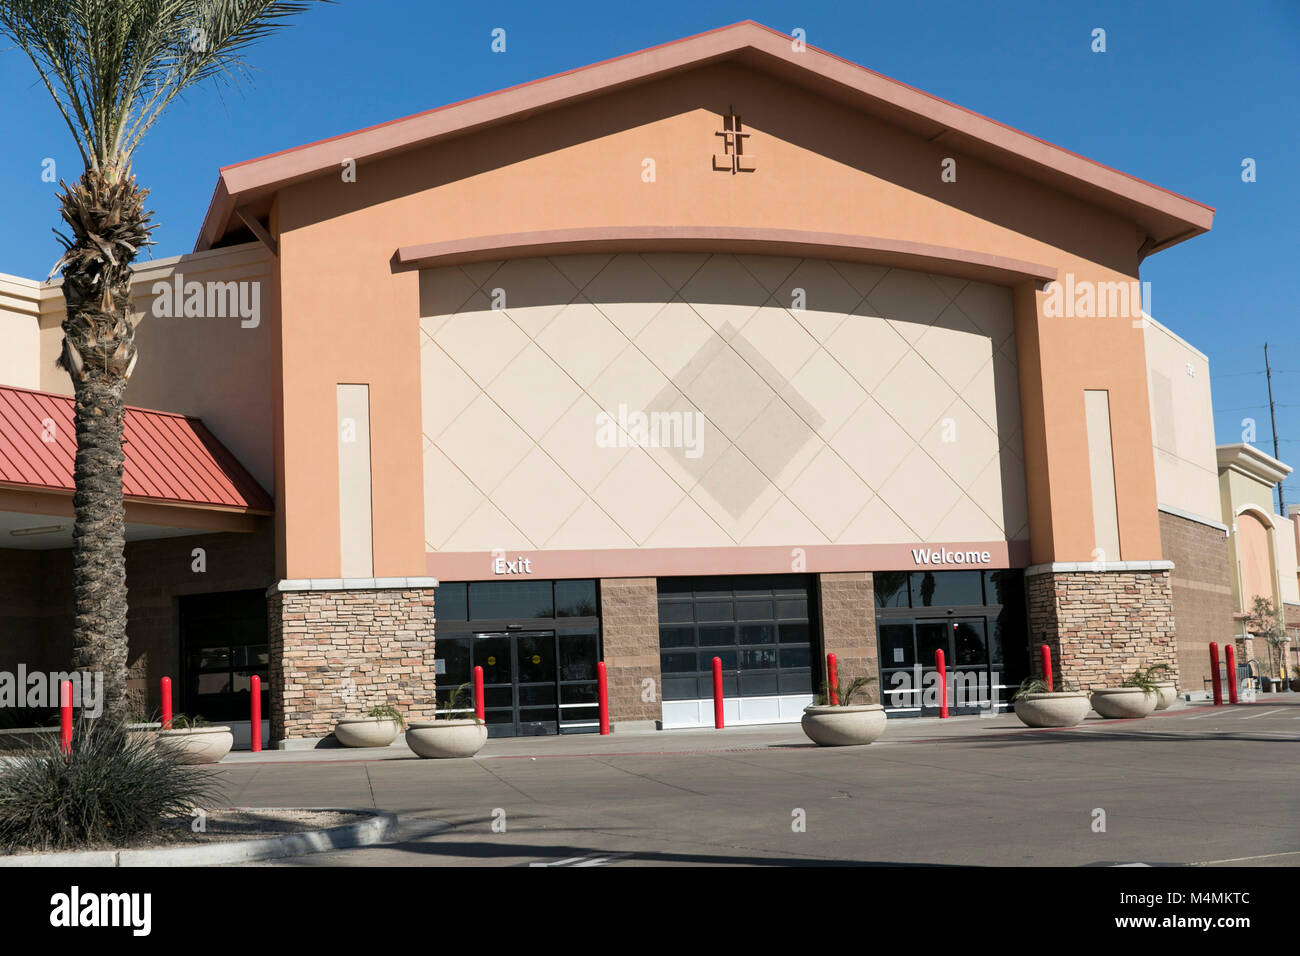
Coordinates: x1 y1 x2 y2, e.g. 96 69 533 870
877 618 992 716
466 631 557 737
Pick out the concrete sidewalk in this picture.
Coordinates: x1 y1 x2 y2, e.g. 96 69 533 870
219 702 1209 765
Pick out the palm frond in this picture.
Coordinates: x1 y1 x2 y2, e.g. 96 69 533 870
0 0 330 171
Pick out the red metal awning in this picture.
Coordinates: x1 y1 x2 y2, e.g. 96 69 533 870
0 384 272 513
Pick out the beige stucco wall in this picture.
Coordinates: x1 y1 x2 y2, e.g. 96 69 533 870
420 252 1026 554
0 275 42 390
29 243 275 491
1143 316 1220 523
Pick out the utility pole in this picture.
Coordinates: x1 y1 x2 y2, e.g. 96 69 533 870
1265 342 1285 515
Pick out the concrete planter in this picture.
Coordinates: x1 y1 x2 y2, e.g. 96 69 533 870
405 720 487 758
1012 691 1091 728
334 717 401 748
1090 688 1157 719
157 726 233 764
1153 681 1178 711
800 704 887 746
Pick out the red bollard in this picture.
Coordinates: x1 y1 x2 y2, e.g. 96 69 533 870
827 652 839 705
473 665 486 722
936 649 948 719
1040 644 1053 692
597 661 610 735
1225 643 1238 705
59 680 72 757
250 674 262 752
712 656 724 729
1209 642 1223 705
160 676 172 729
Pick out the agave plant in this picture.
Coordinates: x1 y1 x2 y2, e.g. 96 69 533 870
0 0 328 723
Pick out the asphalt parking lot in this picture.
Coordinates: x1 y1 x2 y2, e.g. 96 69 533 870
214 699 1300 867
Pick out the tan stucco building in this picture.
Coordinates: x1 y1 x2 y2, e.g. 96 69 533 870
1 22 1262 743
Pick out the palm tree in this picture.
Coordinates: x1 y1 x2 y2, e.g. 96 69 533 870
0 1 326 722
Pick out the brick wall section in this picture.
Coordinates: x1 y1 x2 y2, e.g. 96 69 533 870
268 587 438 742
817 572 879 701
598 578 661 727
1026 569 1178 689
1158 512 1234 694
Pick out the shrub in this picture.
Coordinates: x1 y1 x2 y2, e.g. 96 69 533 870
0 718 219 853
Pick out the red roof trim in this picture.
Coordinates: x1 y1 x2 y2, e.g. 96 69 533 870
0 384 272 514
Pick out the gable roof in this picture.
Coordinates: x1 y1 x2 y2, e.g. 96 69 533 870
0 385 272 513
195 20 1213 256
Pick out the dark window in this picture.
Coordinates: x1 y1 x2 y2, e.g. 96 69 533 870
909 570 984 608
469 580 554 619
873 571 911 608
434 582 468 622
555 580 598 617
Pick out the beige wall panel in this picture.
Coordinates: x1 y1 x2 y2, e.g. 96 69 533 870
1084 390 1122 561
1143 317 1220 523
336 384 374 578
421 253 1029 554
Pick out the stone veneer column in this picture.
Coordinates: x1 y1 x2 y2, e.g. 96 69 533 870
598 578 661 731
267 578 439 744
817 572 879 694
1025 562 1179 690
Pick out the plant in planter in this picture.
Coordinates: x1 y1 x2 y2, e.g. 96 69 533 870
1090 668 1159 719
405 684 488 759
1011 677 1090 728
156 714 233 765
334 703 405 748
1144 663 1179 710
801 676 886 746
1291 666 1300 694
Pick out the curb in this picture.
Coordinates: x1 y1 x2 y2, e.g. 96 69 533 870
0 807 398 867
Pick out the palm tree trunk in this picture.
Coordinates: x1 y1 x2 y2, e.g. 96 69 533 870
69 378 130 723
56 168 150 725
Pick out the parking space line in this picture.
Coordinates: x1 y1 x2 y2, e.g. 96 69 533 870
1239 709 1284 719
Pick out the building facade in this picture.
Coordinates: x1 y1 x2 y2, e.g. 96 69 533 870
1 22 1259 743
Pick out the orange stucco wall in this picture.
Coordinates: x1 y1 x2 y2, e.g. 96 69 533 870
268 61 1163 578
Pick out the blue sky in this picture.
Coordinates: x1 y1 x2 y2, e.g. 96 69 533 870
1 0 1296 494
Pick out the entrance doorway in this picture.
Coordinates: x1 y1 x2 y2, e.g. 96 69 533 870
879 618 993 716
470 631 560 736
178 590 269 723
438 630 603 737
